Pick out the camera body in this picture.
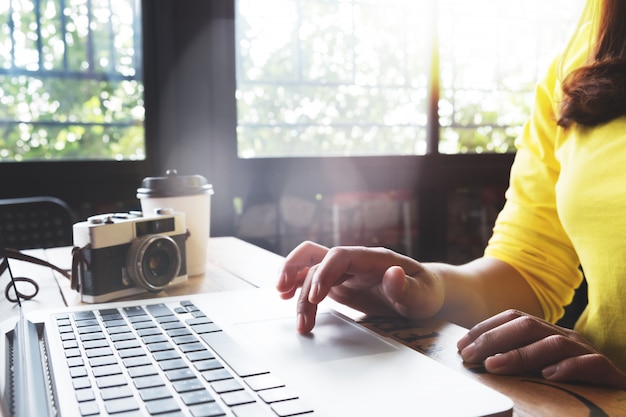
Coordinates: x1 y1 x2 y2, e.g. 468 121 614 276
73 210 188 303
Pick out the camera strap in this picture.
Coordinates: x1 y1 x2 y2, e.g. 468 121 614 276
4 248 72 303
70 245 90 292
6 248 71 279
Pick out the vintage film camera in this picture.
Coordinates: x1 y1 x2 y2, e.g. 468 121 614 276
72 209 188 303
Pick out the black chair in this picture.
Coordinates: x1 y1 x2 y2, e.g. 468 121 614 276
0 197 76 250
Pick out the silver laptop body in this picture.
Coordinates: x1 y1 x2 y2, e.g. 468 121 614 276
0 245 513 417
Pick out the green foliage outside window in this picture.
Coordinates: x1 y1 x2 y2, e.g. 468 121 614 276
0 0 144 162
236 0 585 157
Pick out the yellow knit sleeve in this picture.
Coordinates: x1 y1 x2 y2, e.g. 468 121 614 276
484 56 582 323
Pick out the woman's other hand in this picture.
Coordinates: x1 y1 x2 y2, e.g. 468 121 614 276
458 309 626 390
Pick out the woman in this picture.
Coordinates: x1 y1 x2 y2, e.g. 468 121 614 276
276 0 626 390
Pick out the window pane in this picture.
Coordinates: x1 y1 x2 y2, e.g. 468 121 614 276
236 0 585 157
438 0 585 154
0 0 144 161
236 0 433 158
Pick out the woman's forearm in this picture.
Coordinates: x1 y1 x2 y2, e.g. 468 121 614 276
426 257 544 328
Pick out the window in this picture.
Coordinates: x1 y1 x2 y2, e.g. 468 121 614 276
0 0 144 162
438 0 585 153
235 0 585 158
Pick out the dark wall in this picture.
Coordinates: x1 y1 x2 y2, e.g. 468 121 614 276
144 0 237 237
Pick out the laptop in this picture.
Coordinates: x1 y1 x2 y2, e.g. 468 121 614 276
0 235 513 417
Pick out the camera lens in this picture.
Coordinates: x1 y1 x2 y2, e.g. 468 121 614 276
126 235 182 292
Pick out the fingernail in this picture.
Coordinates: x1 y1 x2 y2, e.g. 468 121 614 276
485 353 508 371
309 282 321 302
542 365 558 379
297 313 306 333
460 342 477 362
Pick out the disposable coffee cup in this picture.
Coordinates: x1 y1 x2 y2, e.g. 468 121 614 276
137 169 214 276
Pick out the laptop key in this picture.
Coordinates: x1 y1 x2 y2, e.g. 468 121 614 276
84 347 113 358
74 311 96 321
145 398 181 415
201 369 232 382
172 378 205 393
186 350 215 362
67 357 85 367
128 364 158 378
153 350 181 361
101 385 134 400
74 319 99 328
270 399 314 417
70 366 88 378
103 397 140 414
146 341 174 353
190 323 221 334
61 332 77 341
186 317 212 326
107 325 132 334
142 334 168 344
194 359 222 372
172 335 198 345
79 401 100 416
244 374 285 391
180 390 215 406
167 328 193 337
114 339 142 350
110 332 137 342
162 321 186 330
92 363 123 377
77 325 102 334
134 374 166 389
118 347 146 358
123 306 147 317
136 386 172 403
134 321 157 330
102 316 125 325
64 348 81 358
179 342 206 353
189 402 226 417
221 391 255 407
159 358 188 371
80 332 106 342
127 314 152 324
89 355 118 367
211 379 244 394
83 339 109 349
138 327 162 337
146 303 173 318
96 374 127 389
123 355 152 368
257 387 298 404
232 402 276 417
165 368 196 381
75 388 96 402
73 377 92 390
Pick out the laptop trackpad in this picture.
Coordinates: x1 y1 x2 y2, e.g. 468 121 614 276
236 312 396 364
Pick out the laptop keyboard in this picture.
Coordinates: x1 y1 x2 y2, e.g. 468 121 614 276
55 300 314 417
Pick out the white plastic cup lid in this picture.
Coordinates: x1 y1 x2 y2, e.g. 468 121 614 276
137 169 214 198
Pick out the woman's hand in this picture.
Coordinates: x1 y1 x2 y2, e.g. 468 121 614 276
276 241 445 334
457 309 626 390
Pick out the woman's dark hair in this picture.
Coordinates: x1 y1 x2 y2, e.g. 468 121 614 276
558 0 626 128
